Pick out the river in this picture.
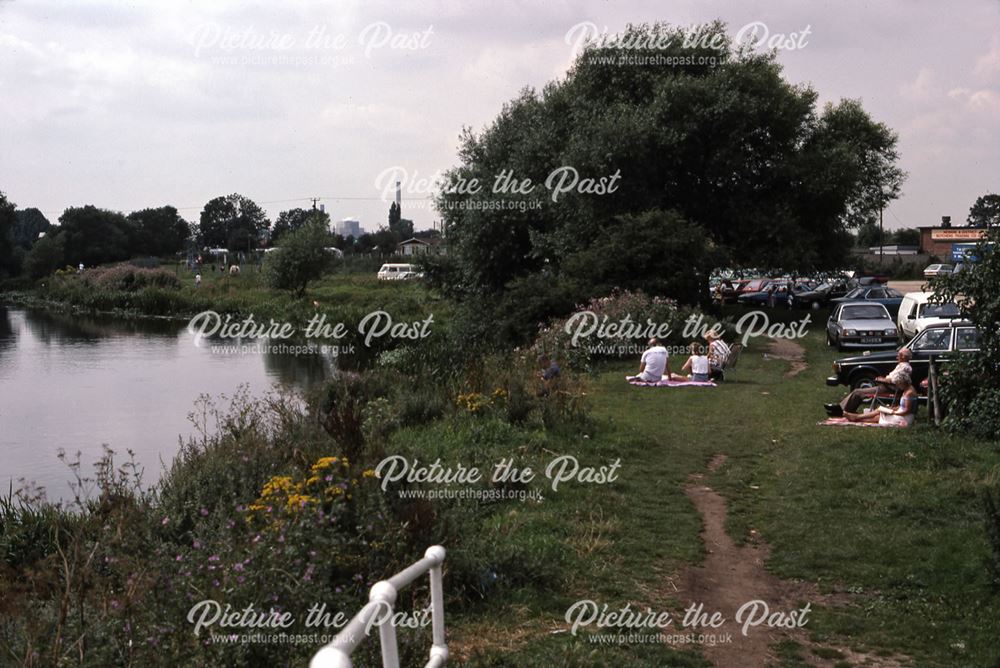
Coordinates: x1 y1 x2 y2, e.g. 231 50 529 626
0 305 335 500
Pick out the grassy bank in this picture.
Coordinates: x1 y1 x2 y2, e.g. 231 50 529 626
3 261 444 324
3 297 998 666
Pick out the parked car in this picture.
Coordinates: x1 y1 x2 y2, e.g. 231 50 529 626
826 302 898 350
896 292 962 340
738 278 771 294
830 286 905 317
923 263 954 278
826 321 980 389
377 263 422 280
737 281 791 306
789 281 849 309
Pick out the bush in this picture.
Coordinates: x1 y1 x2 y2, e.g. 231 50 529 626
79 264 181 291
265 222 337 296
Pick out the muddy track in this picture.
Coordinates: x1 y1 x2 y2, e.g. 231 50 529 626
667 455 909 667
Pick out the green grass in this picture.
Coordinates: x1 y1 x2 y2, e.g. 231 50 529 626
446 310 1000 666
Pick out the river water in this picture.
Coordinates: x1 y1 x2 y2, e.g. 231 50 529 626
0 305 335 500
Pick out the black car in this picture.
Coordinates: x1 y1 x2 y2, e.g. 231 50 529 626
790 281 849 309
826 321 980 389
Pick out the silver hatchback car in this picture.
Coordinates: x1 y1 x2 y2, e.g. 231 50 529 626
826 302 898 351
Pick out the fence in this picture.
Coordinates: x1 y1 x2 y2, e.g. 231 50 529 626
310 545 447 668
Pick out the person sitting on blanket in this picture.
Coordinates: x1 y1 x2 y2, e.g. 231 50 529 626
627 337 670 382
824 348 912 417
680 342 711 382
843 373 918 427
704 330 730 380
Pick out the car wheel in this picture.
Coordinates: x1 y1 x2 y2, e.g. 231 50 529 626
852 373 878 390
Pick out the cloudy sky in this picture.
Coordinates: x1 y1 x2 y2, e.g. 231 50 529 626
1 0 998 234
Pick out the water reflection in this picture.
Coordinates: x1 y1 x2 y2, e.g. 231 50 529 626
0 305 334 499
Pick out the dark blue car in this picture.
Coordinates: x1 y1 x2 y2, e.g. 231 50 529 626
830 286 904 317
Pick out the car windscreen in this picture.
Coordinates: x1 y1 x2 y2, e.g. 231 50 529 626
842 305 889 320
919 303 961 318
845 288 865 298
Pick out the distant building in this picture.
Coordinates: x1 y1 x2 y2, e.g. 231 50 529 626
397 237 446 256
918 226 986 257
866 245 918 256
334 218 363 239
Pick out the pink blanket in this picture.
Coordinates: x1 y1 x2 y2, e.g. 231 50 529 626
627 377 717 388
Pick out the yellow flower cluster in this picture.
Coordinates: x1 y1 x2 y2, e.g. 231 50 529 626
457 388 508 413
246 455 371 526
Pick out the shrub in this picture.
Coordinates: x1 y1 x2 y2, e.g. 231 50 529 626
78 264 181 291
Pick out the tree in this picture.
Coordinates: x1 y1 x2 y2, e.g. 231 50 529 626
388 203 413 238
0 191 15 277
126 206 189 257
388 201 401 229
432 22 902 342
892 227 920 246
930 229 1000 438
59 205 130 267
23 232 66 279
371 228 401 255
13 208 51 250
265 222 337 296
272 207 330 244
199 194 269 250
856 222 886 249
967 194 1000 228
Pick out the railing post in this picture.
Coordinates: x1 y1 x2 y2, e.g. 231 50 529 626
369 581 400 668
425 546 448 666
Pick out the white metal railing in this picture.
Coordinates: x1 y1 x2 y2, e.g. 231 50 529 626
310 545 447 668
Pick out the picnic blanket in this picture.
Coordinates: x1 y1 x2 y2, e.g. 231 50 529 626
817 417 902 428
627 377 717 388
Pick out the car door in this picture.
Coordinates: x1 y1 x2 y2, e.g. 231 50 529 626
827 305 842 342
907 327 954 384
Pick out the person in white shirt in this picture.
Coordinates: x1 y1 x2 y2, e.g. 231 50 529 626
628 338 670 382
825 348 913 416
681 342 711 382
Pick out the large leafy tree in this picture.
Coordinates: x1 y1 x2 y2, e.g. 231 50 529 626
13 208 51 250
199 194 269 250
271 207 330 244
265 222 337 296
126 206 189 257
59 205 130 267
432 22 904 341
967 193 1000 228
931 228 1000 438
0 191 15 277
23 232 66 279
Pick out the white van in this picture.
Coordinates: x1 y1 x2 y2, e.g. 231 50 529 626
377 263 422 281
897 292 962 340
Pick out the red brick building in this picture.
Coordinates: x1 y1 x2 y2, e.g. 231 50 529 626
918 227 986 257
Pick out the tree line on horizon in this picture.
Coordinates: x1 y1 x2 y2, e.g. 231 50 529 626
0 191 435 280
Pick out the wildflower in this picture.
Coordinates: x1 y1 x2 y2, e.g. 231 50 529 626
199 508 209 517
362 469 377 478
161 517 170 526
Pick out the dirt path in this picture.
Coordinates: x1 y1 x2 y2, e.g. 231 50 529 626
766 338 808 377
668 455 909 667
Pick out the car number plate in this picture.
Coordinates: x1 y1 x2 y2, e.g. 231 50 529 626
861 337 881 344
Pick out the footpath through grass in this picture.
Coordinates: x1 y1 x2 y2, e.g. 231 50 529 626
453 316 1000 667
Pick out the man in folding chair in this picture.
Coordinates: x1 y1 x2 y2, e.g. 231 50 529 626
824 348 912 417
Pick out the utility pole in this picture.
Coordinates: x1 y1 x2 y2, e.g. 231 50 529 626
879 202 884 266
310 197 320 211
